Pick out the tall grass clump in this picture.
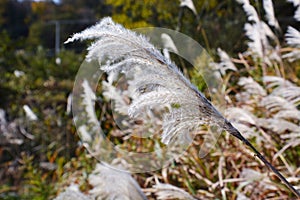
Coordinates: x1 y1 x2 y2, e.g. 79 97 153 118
55 0 300 199
64 13 300 200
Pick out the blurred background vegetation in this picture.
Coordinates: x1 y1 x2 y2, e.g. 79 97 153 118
0 0 299 199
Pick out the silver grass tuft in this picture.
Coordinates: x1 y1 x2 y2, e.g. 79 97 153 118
161 33 178 60
237 0 280 65
214 48 237 76
81 79 99 126
179 0 197 16
238 77 267 97
263 75 294 88
153 183 196 200
264 75 300 106
283 26 300 61
236 0 260 23
89 163 147 200
257 118 300 134
238 168 277 196
66 17 225 146
285 26 300 48
23 105 38 121
260 96 297 114
66 17 300 197
53 185 92 200
262 0 280 29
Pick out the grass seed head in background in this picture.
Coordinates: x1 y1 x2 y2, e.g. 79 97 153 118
88 163 147 200
66 17 300 198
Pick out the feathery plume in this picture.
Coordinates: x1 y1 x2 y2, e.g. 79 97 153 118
238 168 277 195
53 184 91 200
102 76 130 115
285 26 300 48
215 48 237 75
258 118 300 134
282 50 300 62
161 33 179 60
66 17 300 197
226 107 256 125
262 76 300 119
285 26 300 47
153 183 196 200
89 163 147 200
0 109 6 125
236 0 260 23
244 23 263 58
263 75 294 88
179 0 197 16
244 21 278 64
238 77 267 97
260 96 296 113
262 0 280 29
273 86 300 106
66 93 72 115
14 70 25 78
210 48 237 79
237 0 280 64
81 79 99 126
78 125 92 143
23 105 38 121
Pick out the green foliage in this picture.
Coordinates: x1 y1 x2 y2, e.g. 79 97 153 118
105 0 178 28
0 23 87 199
21 154 55 200
105 0 247 54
